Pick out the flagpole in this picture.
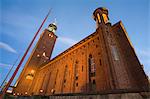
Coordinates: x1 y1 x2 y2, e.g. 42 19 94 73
0 9 51 98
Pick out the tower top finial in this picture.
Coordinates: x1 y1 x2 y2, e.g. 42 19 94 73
93 7 110 28
47 20 57 33
54 18 57 25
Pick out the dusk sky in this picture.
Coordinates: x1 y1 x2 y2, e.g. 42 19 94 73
0 0 149 87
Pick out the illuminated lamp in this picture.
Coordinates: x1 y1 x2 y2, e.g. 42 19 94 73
40 89 43 93
25 92 28 95
26 74 34 80
31 70 35 74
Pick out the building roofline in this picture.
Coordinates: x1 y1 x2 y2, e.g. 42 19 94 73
112 21 141 65
40 21 135 69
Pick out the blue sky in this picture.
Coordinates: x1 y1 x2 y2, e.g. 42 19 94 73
0 0 149 87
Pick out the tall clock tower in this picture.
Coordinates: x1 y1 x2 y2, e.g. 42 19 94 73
13 22 57 95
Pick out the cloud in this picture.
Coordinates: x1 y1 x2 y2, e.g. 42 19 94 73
145 70 150 80
0 42 17 54
58 37 78 46
2 9 39 29
1 10 40 40
0 63 12 69
0 62 23 71
136 49 150 58
135 48 150 78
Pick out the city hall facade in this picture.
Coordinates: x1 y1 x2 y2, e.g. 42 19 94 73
13 7 149 96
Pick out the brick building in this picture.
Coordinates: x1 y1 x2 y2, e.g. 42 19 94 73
13 7 149 96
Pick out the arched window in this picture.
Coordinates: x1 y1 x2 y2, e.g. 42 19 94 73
88 54 96 91
96 13 101 23
102 14 109 24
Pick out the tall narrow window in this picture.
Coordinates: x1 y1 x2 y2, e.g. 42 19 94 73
64 65 68 82
89 54 96 77
102 14 108 24
62 65 68 89
88 54 96 92
82 65 83 72
54 70 58 88
75 61 79 80
99 59 102 65
93 79 96 85
73 60 79 90
96 13 101 23
111 46 119 60
76 83 78 87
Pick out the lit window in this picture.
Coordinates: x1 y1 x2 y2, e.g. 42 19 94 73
51 89 55 94
40 89 43 93
102 14 108 24
26 70 35 80
48 33 53 37
25 92 27 95
37 54 40 57
31 70 35 74
96 13 101 23
26 74 34 80
42 52 46 57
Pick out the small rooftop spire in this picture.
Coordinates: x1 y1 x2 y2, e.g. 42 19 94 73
54 18 57 25
93 7 110 28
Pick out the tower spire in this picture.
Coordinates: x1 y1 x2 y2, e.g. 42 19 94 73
54 18 57 25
